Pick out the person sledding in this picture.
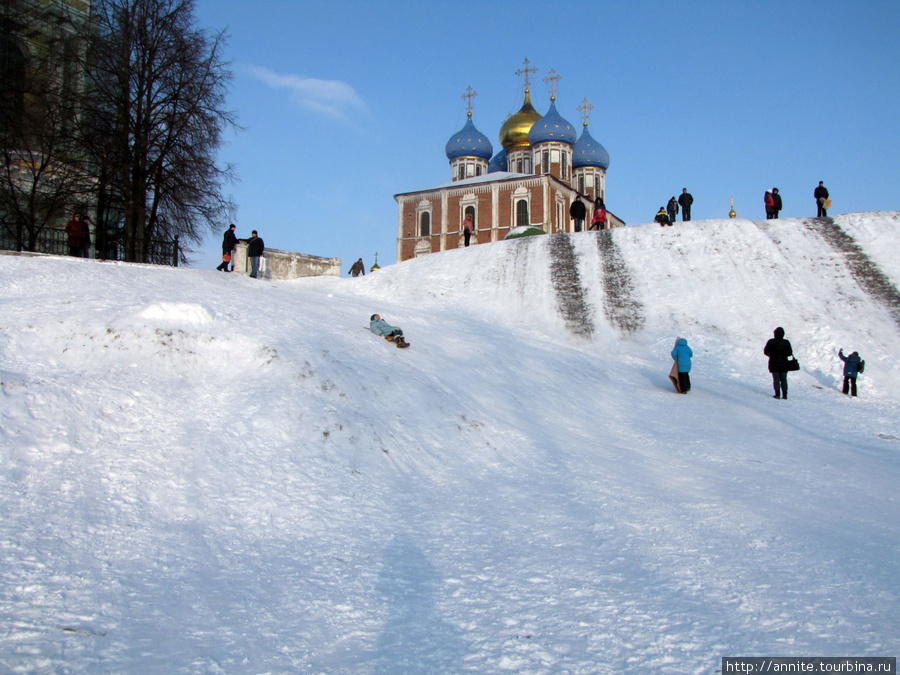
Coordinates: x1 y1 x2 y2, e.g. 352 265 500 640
369 314 409 348
655 207 671 226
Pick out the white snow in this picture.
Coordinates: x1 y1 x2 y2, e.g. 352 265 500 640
1 213 899 673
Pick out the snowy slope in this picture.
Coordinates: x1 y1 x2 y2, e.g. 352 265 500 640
1 213 898 674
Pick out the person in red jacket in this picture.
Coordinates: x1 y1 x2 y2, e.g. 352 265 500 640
64 213 89 258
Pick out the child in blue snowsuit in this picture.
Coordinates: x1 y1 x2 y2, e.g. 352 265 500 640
838 348 862 397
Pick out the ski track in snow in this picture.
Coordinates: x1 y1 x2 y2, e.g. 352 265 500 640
1 213 899 673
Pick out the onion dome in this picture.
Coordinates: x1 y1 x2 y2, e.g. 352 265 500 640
573 122 610 170
445 113 493 161
528 97 576 145
488 148 508 173
499 89 543 150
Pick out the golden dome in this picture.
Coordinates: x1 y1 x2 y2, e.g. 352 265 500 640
499 89 543 150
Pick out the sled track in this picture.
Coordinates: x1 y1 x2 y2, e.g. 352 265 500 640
594 231 645 335
547 234 594 337
806 217 900 330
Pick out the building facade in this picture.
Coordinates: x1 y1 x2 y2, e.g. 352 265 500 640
395 81 620 262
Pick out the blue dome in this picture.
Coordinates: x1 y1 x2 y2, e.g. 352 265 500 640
445 114 493 161
488 148 508 173
573 123 610 170
527 98 576 146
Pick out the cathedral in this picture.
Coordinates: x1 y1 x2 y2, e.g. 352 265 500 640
394 62 622 262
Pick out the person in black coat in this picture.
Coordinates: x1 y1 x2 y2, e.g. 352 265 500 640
772 188 782 219
814 181 829 217
677 188 693 221
764 326 793 399
666 196 678 224
247 230 265 278
217 224 238 271
569 195 587 232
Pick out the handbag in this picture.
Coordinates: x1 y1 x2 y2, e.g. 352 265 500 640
786 356 800 372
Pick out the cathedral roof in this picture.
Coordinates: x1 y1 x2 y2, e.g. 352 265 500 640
528 97 576 146
498 89 543 151
573 123 610 170
445 113 493 161
488 148 508 173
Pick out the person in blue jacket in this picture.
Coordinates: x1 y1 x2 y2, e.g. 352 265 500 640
838 348 862 397
369 314 409 348
671 337 693 394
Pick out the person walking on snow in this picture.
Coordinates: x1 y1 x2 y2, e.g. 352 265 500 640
369 314 409 348
678 188 693 221
217 224 237 271
666 196 678 225
838 348 863 397
570 195 587 232
764 326 794 399
815 181 829 217
349 258 366 277
671 337 693 394
590 197 607 230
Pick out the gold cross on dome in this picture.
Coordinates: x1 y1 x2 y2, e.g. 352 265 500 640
544 69 561 98
461 86 478 115
577 97 594 125
515 57 537 89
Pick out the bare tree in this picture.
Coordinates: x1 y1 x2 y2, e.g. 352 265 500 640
82 0 237 263
0 1 93 252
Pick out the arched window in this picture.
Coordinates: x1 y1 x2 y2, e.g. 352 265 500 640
516 200 529 228
419 211 431 237
542 151 550 175
464 205 475 231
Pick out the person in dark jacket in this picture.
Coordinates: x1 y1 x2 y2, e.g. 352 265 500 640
765 191 775 219
217 224 238 271
247 230 264 278
590 197 607 230
655 207 671 226
349 258 366 277
677 188 693 221
814 181 829 217
666 196 678 225
671 337 693 394
772 188 782 219
570 195 587 232
64 213 89 258
764 326 793 399
838 348 862 397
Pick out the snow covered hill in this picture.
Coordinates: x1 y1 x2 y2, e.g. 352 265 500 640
1 213 899 673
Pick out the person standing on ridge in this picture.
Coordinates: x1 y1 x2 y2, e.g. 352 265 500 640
671 337 693 394
815 181 829 217
64 212 89 258
678 188 693 221
590 196 607 230
247 230 264 279
462 214 474 247
570 194 587 233
772 188 782 219
666 196 678 225
765 190 775 219
217 223 237 272
764 326 794 400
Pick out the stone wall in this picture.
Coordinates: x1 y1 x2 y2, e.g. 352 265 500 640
233 241 341 280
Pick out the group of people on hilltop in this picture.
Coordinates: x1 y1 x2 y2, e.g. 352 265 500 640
671 327 864 399
765 182 830 220
569 195 608 232
64 212 92 258
216 224 264 278
657 189 694 226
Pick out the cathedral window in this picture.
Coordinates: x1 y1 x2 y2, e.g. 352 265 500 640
419 211 431 237
516 199 529 228
579 176 585 194
543 151 550 175
457 164 465 181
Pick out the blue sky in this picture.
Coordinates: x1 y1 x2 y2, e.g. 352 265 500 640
191 0 900 272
